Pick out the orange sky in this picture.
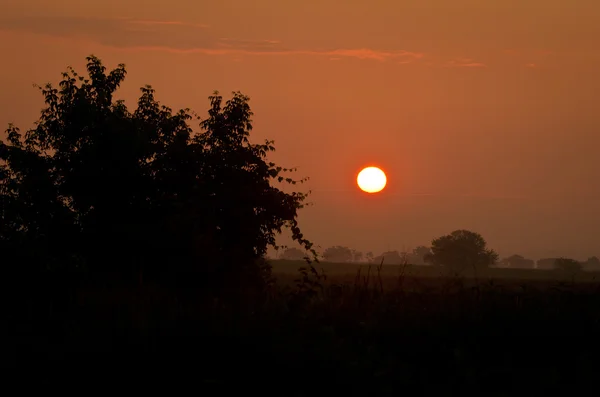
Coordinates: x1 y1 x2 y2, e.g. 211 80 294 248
2 1 600 260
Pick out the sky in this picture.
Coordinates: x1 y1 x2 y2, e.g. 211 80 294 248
1 0 600 260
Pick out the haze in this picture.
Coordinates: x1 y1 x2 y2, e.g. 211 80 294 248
2 0 600 260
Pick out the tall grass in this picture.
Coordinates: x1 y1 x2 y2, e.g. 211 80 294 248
5 260 600 395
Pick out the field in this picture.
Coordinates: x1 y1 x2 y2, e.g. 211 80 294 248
271 259 600 290
5 260 600 395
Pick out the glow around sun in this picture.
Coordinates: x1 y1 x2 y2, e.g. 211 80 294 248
357 166 387 193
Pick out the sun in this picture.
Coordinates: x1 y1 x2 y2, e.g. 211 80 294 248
357 166 387 193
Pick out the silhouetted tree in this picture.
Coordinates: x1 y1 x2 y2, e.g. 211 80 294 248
424 230 498 273
373 250 405 265
554 258 583 273
365 251 374 263
536 258 559 270
408 246 432 265
584 256 600 271
279 248 306 261
0 55 315 289
322 246 353 263
500 254 534 269
353 250 364 262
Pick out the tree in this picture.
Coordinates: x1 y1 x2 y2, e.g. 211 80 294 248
365 251 374 263
322 246 353 263
0 55 315 287
536 258 559 270
373 250 405 265
353 250 364 262
554 258 583 273
585 256 600 271
500 254 534 269
408 246 432 265
424 230 498 273
279 248 306 261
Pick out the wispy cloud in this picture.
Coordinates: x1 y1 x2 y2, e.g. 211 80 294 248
120 18 209 29
325 48 423 62
116 46 425 64
444 58 486 68
0 16 216 50
0 15 424 63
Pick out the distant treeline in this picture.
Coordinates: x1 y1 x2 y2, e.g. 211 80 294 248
278 243 599 272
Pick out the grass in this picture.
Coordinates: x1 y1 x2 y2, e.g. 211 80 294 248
271 259 600 290
4 260 600 395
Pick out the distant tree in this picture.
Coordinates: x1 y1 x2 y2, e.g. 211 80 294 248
279 248 307 261
500 254 534 269
365 251 374 263
353 250 364 262
373 250 404 265
585 256 600 271
322 246 353 263
537 258 560 270
554 258 583 273
0 55 315 289
424 230 498 273
408 246 432 265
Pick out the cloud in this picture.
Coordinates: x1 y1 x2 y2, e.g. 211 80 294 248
0 16 216 50
0 15 423 62
444 58 486 68
324 48 423 62
120 18 209 29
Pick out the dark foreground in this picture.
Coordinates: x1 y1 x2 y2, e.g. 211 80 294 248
4 265 600 396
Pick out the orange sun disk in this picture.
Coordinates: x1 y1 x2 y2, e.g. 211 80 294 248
357 166 387 193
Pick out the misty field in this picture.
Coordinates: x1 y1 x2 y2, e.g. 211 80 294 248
271 259 600 289
7 260 600 395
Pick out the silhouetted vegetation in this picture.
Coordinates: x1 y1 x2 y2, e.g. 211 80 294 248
555 257 583 273
279 247 308 261
322 245 354 262
0 56 316 292
3 56 600 395
424 229 499 274
500 254 535 269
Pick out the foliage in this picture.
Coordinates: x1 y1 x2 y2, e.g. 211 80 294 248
424 229 498 273
0 55 316 285
288 265 328 312
537 257 560 270
373 250 405 265
587 256 600 265
584 256 600 271
352 250 363 262
8 261 600 394
554 258 583 273
500 254 535 269
370 247 431 266
322 245 354 263
410 245 432 265
279 247 307 261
